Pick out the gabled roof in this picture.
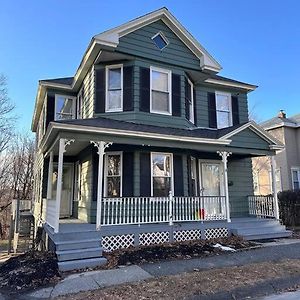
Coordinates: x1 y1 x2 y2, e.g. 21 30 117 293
261 113 300 130
94 7 222 73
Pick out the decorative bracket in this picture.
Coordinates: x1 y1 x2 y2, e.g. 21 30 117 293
62 139 75 153
90 141 112 155
217 151 232 163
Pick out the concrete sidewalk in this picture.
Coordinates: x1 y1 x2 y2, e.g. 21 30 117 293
13 239 300 299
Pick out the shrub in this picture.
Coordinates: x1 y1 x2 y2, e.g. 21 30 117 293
278 190 300 226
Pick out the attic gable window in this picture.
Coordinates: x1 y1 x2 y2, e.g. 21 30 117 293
152 32 169 50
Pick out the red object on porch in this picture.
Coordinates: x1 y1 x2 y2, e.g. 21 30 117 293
195 209 205 220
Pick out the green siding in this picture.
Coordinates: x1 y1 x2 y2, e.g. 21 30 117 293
230 128 270 150
228 158 254 217
117 20 201 70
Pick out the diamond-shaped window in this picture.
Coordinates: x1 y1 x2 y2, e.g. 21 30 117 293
152 32 169 50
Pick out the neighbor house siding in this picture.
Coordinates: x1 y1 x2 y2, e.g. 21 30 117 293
117 20 201 70
228 158 254 217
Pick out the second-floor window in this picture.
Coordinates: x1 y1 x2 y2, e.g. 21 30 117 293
150 66 172 115
106 64 123 112
186 78 194 123
55 95 76 120
215 92 232 129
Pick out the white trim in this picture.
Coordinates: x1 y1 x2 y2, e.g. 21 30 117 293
43 122 232 152
187 78 195 124
215 91 232 129
76 89 83 119
54 94 76 121
198 159 225 197
151 31 169 50
190 156 198 196
105 64 123 112
205 78 257 91
104 151 123 197
150 152 174 197
150 66 172 116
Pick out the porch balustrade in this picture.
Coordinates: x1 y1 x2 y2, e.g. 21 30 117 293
46 199 56 229
248 195 276 218
101 195 227 226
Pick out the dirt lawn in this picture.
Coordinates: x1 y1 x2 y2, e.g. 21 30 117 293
56 259 300 300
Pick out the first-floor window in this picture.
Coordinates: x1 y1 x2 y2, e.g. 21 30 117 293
55 95 76 120
190 157 198 196
269 168 282 193
292 168 300 190
215 91 232 129
151 152 173 197
105 152 122 197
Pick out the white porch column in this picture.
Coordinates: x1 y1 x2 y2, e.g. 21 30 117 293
217 151 232 223
47 151 54 199
90 141 112 230
54 138 74 233
270 155 280 220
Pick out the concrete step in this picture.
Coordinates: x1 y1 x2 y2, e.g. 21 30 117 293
58 257 107 272
230 222 282 230
55 238 101 251
242 230 292 241
233 225 286 234
231 218 279 225
56 247 103 262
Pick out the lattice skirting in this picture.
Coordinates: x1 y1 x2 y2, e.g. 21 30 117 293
139 231 169 246
205 228 228 239
174 229 201 242
102 234 134 252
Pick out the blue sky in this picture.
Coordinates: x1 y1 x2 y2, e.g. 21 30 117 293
0 0 299 132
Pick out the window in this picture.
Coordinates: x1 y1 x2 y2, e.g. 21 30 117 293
269 168 282 193
151 152 173 197
76 90 83 119
292 168 300 190
55 95 76 120
106 64 123 112
190 157 198 196
152 32 169 50
186 79 194 123
253 171 260 194
105 152 122 197
150 67 172 115
215 92 232 129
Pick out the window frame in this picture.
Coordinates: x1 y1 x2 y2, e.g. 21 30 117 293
104 151 123 197
187 78 195 124
105 64 123 113
190 156 198 196
150 152 174 197
76 89 83 119
151 31 169 50
215 91 232 129
291 167 300 190
150 66 172 116
54 94 76 121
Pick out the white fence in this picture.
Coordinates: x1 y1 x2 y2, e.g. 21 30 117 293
101 196 227 226
46 199 56 229
248 195 275 218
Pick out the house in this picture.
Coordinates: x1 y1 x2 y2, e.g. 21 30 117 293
31 8 291 271
253 110 300 194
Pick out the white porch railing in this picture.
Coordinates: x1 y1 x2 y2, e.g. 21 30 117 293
101 196 227 226
46 199 56 229
248 195 276 218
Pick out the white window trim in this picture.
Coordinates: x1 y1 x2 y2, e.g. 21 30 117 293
150 152 174 197
291 167 300 190
187 78 195 124
215 91 233 129
76 89 83 119
191 156 198 196
150 66 172 116
104 151 123 197
198 159 225 196
105 64 123 113
54 94 76 121
151 31 169 50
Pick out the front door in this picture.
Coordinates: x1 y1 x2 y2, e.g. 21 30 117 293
199 161 225 216
52 163 74 218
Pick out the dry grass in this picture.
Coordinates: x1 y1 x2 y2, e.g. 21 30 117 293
57 259 300 300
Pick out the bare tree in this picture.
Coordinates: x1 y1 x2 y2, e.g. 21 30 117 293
0 74 15 153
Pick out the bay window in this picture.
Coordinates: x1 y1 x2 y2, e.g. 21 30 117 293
150 67 171 115
105 152 122 197
55 95 76 120
215 92 232 129
151 152 173 197
106 64 123 112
